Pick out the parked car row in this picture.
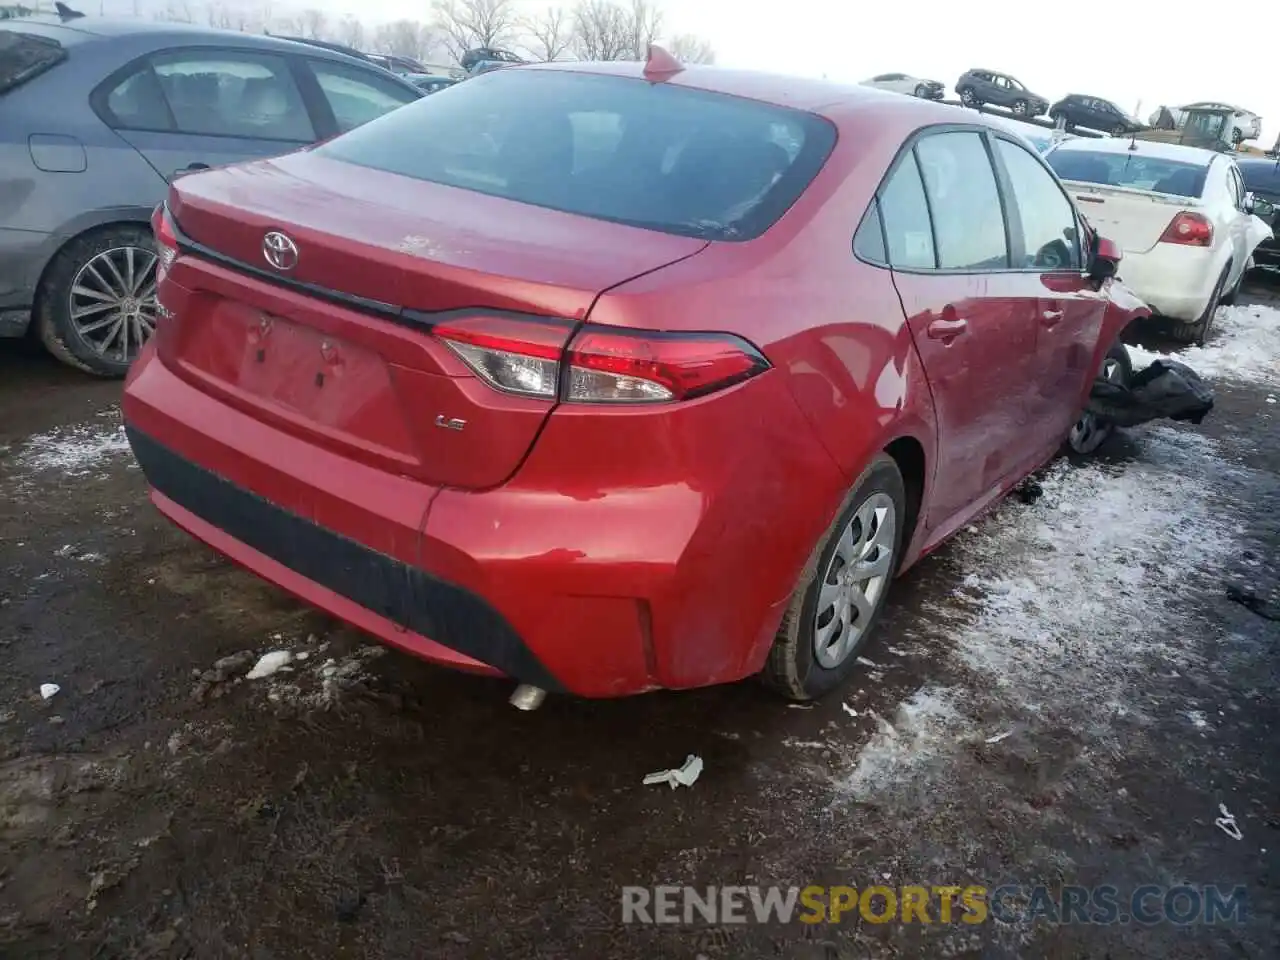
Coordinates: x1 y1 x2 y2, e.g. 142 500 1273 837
863 68 1266 148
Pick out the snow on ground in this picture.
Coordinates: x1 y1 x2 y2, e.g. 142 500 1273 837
1127 303 1279 384
11 412 131 478
836 422 1245 801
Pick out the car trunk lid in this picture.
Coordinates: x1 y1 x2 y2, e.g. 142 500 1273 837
1065 181 1204 254
160 151 708 489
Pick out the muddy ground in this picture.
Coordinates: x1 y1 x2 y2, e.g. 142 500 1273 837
1 280 1277 960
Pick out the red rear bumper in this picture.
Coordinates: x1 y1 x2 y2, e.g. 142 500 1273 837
123 343 848 697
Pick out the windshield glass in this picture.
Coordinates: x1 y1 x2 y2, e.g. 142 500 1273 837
1046 149 1208 198
0 28 66 94
317 70 836 241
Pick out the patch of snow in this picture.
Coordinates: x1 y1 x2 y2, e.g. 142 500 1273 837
245 650 293 680
1186 710 1209 729
1126 304 1280 385
834 421 1244 801
839 689 958 799
15 419 130 477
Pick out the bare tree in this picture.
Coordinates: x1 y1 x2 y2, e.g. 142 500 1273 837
297 8 328 39
334 15 366 50
621 0 661 59
433 0 517 64
161 0 194 23
571 0 629 60
667 33 714 65
521 6 573 62
372 20 439 61
206 3 235 28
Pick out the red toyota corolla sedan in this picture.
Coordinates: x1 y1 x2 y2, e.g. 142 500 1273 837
121 58 1148 701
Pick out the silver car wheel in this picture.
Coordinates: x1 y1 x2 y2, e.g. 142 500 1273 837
812 492 896 669
68 245 159 362
1068 356 1125 454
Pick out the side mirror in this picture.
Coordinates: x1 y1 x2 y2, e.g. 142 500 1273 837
1243 191 1256 214
1088 234 1121 286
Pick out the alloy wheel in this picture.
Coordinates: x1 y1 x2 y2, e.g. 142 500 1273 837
67 246 159 362
1068 356 1125 454
812 492 896 669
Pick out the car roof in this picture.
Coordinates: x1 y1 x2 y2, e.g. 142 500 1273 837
526 60 968 116
3 14 380 64
1049 135 1220 165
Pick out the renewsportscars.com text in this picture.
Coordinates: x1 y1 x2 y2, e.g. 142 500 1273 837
621 884 1248 926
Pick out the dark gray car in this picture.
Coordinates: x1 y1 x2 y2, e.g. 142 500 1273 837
0 15 423 376
955 68 1050 119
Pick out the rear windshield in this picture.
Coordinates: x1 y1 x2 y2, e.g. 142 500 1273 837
317 69 837 241
0 29 65 95
1045 149 1208 198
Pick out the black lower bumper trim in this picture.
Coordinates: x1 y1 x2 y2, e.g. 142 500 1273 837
125 427 562 691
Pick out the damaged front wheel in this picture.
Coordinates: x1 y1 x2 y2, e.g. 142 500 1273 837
1067 343 1132 455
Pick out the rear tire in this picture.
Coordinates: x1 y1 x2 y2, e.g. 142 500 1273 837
1169 266 1229 346
35 224 159 378
762 455 906 701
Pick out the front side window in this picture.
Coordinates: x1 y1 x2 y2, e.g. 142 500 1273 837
995 138 1080 270
147 50 314 141
308 59 419 133
877 152 936 269
915 131 1009 270
317 70 836 241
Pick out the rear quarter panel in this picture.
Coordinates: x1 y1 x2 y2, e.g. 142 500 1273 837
587 99 942 580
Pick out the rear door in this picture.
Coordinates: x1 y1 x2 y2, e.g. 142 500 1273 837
992 135 1106 441
881 128 1038 531
96 47 316 182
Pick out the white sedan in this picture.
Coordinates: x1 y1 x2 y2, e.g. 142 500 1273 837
859 73 944 100
1044 137 1274 344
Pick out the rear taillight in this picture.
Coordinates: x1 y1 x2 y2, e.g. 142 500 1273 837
435 316 572 399
435 317 770 404
151 203 178 280
564 327 769 403
1158 211 1213 247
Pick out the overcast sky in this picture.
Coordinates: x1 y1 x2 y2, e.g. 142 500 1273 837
98 0 1280 145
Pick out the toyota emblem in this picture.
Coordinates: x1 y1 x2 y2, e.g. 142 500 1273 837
262 231 299 271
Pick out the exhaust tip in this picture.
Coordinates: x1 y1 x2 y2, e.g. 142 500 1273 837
509 684 547 711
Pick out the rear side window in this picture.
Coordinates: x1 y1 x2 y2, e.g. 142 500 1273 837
316 70 837 241
1046 149 1208 198
0 29 66 95
1240 163 1280 198
877 151 936 269
102 50 315 141
306 59 419 133
915 131 1009 270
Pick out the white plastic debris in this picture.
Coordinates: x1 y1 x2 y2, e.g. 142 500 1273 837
1266 395 1276 404
856 656 879 668
643 754 703 790
1215 803 1242 841
39 683 60 700
985 730 1013 744
841 703 859 718
246 650 293 680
